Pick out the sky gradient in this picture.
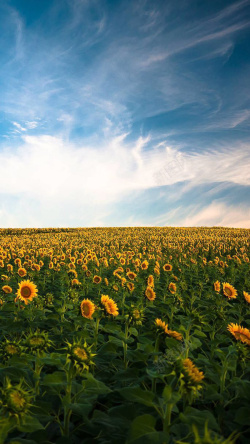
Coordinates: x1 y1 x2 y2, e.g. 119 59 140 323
0 0 250 227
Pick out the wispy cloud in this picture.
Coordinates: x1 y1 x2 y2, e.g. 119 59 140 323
0 134 249 227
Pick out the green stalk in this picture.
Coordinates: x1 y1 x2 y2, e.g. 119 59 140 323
123 321 129 369
63 362 74 436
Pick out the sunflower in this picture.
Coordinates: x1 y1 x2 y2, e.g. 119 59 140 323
16 280 38 305
80 299 95 319
127 282 135 292
154 266 160 276
145 286 156 301
183 358 204 383
147 275 154 288
214 281 220 292
93 275 102 284
18 268 27 277
2 379 33 416
168 282 177 294
104 277 109 286
243 291 250 304
71 278 81 287
227 323 250 345
101 295 110 305
141 260 149 270
2 285 12 294
163 263 172 272
165 328 183 341
73 346 88 361
104 298 119 316
222 283 237 299
155 318 167 331
126 271 137 280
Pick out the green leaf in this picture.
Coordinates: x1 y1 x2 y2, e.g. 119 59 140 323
235 407 250 425
82 373 112 395
18 415 44 433
128 414 166 443
129 414 156 440
68 402 93 418
119 387 155 407
0 417 16 444
180 407 219 432
42 371 67 386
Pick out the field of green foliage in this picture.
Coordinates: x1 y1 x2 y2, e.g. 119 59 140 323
0 227 249 444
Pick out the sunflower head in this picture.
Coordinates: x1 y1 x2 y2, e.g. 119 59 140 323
243 291 250 304
24 330 53 356
18 267 27 277
163 263 172 272
0 378 34 417
101 295 119 316
176 358 204 404
214 281 221 292
168 282 177 294
80 298 95 319
2 285 12 294
155 318 167 331
16 280 38 305
227 323 250 346
147 275 154 288
0 338 22 362
66 339 96 373
93 275 102 284
128 305 145 325
222 283 237 299
145 286 156 301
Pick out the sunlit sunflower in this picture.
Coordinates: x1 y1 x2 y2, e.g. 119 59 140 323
80 299 95 319
163 263 172 272
168 282 177 294
154 266 160 275
214 281 220 292
183 358 204 383
93 275 102 284
16 280 38 305
243 291 250 304
105 299 119 316
71 278 81 287
155 318 167 331
18 268 27 277
126 271 137 280
101 294 110 305
141 260 149 270
222 282 237 299
147 275 154 288
145 286 156 301
2 285 12 294
127 282 135 292
165 328 183 341
227 323 250 345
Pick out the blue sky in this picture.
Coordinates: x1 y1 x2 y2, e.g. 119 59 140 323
0 0 250 227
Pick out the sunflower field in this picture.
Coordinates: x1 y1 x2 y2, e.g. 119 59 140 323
0 227 250 444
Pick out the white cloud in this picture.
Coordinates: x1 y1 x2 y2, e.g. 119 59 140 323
180 202 250 228
0 134 249 227
25 121 38 129
12 121 27 132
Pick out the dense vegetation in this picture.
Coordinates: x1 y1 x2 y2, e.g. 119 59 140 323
0 227 249 444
